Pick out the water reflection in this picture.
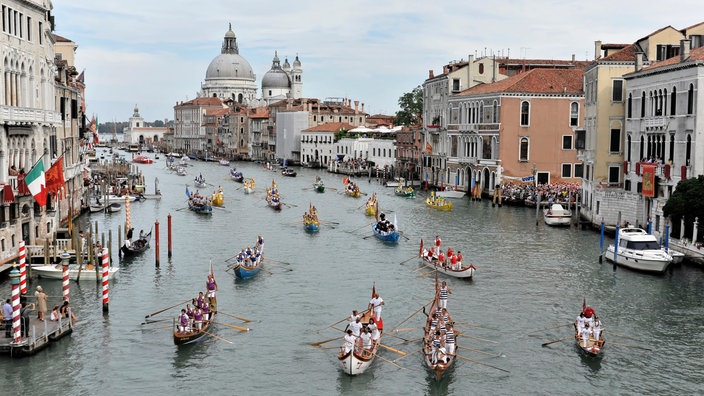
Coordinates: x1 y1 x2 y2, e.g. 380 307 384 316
576 346 602 373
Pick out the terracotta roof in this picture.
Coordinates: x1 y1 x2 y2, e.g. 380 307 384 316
458 68 584 95
205 108 231 116
303 122 355 132
249 107 270 119
600 44 638 62
177 97 224 107
639 45 704 72
53 34 72 42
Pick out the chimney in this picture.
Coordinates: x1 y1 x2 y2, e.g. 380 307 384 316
429 70 434 78
635 52 643 72
467 54 474 89
354 100 359 114
361 103 365 113
594 40 602 60
681 39 691 62
571 54 575 62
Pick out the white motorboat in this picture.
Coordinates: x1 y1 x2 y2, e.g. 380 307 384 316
176 167 187 176
107 203 122 213
384 177 405 187
32 263 119 281
435 187 465 199
543 203 572 226
89 203 106 213
605 227 673 274
107 194 138 203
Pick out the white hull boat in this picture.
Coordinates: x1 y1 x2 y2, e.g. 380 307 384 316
543 203 572 226
436 188 465 199
605 228 673 274
89 203 106 213
107 194 138 203
33 264 119 281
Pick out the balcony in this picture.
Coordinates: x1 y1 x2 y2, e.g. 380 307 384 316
0 105 62 125
644 117 667 129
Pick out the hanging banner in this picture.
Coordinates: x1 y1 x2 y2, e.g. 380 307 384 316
642 164 656 197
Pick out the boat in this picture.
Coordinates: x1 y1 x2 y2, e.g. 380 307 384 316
372 222 399 243
313 176 325 193
425 192 453 211
282 167 297 177
33 263 119 281
107 202 122 213
179 157 190 167
106 194 138 203
194 174 208 188
121 230 152 257
266 182 282 211
243 178 255 194
604 227 673 274
435 187 465 199
230 168 244 182
304 204 320 233
228 237 265 279
364 193 378 216
419 239 476 279
422 275 456 380
186 187 213 214
219 159 230 166
166 152 182 158
89 203 106 213
543 203 572 226
337 286 382 375
384 177 405 187
176 167 187 176
211 186 224 207
173 269 218 345
574 300 605 357
132 155 153 164
343 177 361 198
395 185 416 198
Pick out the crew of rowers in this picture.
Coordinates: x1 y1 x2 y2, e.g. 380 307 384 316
303 205 319 224
267 181 280 204
575 306 604 348
340 292 385 357
190 189 211 206
366 193 377 209
423 281 455 365
427 191 449 206
345 180 360 195
234 236 264 268
243 178 255 190
421 236 465 270
177 273 218 334
375 213 395 234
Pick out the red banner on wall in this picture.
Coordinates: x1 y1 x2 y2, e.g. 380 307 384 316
641 164 656 197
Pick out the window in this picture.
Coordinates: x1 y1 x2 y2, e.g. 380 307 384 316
519 137 529 161
574 163 584 178
452 79 460 92
561 163 572 178
26 16 31 41
612 79 624 102
479 64 484 74
640 92 646 117
627 94 632 118
562 135 573 150
570 102 579 126
520 101 530 126
671 87 677 115
608 165 620 184
688 84 694 114
609 128 620 153
492 101 498 123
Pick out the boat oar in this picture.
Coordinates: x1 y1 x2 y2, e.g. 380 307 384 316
372 352 406 370
541 337 571 347
203 330 234 344
416 269 437 278
347 222 373 233
393 348 422 362
141 317 174 325
456 354 510 373
213 320 250 332
144 299 191 319
266 258 291 266
217 311 252 323
457 345 502 357
383 332 412 343
141 324 174 330
462 334 499 344
603 330 638 341
362 234 375 240
394 299 433 329
260 267 274 275
310 336 343 347
399 256 419 265
608 341 652 351
527 323 572 335
392 327 419 333
379 343 407 356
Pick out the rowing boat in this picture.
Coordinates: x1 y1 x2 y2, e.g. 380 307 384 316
418 239 475 279
574 300 605 357
121 231 152 257
304 205 320 233
423 275 456 380
337 286 382 375
425 193 453 211
229 238 265 279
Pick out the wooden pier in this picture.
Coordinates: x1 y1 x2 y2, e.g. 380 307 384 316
0 314 73 357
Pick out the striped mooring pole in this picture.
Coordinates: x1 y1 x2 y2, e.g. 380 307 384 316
101 248 109 313
62 261 70 302
19 240 27 295
10 267 22 343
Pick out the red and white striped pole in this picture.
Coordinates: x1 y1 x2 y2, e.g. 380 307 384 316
62 261 70 302
101 247 109 312
10 267 22 343
19 240 27 295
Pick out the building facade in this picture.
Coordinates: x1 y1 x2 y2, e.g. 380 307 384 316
122 105 168 148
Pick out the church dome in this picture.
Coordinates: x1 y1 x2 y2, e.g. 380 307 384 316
204 25 255 81
262 51 290 89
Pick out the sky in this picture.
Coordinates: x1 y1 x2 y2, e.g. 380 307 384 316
52 1 703 123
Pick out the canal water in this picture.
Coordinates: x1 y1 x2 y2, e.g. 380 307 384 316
1 150 703 395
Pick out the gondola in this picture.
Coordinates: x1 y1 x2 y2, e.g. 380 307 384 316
337 286 382 375
422 275 456 380
282 167 297 177
230 168 244 182
574 300 605 357
121 231 152 257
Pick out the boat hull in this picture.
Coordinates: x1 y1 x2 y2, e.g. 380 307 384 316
212 193 224 206
372 224 399 243
338 348 376 375
544 214 572 226
174 314 216 345
233 264 262 279
304 222 320 233
420 257 475 279
425 199 453 211
604 246 671 273
33 264 118 281
365 205 376 216
188 201 213 214
436 189 465 199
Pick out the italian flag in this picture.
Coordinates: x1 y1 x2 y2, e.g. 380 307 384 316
25 159 47 206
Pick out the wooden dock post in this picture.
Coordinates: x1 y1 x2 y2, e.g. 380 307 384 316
44 239 50 265
108 230 113 265
155 219 160 268
94 220 99 239
167 213 172 258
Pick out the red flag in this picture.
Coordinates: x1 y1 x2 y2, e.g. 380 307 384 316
45 157 66 197
642 164 656 197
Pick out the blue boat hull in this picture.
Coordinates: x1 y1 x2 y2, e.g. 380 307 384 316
305 223 320 233
372 224 399 243
234 265 261 279
188 202 212 214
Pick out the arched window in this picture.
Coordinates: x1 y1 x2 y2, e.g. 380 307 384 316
670 87 677 115
520 101 529 126
570 102 579 126
519 137 529 161
640 92 646 117
492 100 498 123
479 64 484 74
627 93 632 118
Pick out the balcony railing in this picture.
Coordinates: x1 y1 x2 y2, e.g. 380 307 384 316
0 105 62 125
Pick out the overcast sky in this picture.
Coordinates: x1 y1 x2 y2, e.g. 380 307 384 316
52 1 701 123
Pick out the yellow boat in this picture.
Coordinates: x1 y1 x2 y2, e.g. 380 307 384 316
365 193 377 216
243 178 255 194
426 192 453 211
212 186 224 207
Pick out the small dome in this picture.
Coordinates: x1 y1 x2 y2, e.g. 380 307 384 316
262 69 290 89
205 53 255 80
293 55 301 69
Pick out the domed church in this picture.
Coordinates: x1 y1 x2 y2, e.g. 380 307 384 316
201 24 302 106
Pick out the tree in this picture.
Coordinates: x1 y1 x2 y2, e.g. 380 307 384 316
663 175 704 242
395 86 423 126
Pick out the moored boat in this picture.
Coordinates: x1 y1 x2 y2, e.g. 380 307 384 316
543 203 572 226
419 239 475 279
435 187 465 199
422 275 456 380
106 203 122 213
89 203 106 213
574 300 605 357
337 285 383 375
33 263 118 281
605 227 673 273
219 158 230 166
132 155 153 164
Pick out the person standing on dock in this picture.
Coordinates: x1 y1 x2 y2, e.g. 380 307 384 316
35 286 47 321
